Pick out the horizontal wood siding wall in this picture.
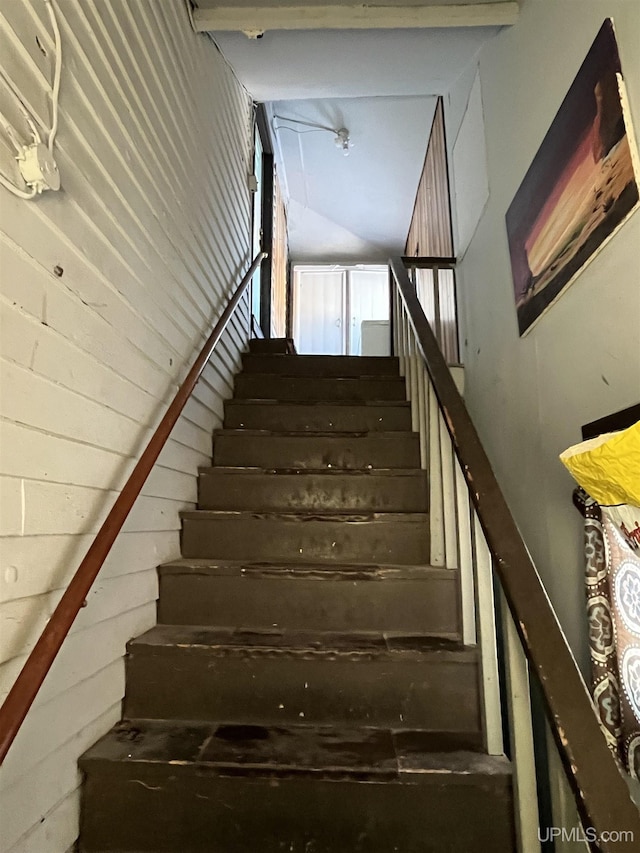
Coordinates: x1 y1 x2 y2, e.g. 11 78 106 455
0 2 253 850
405 98 454 258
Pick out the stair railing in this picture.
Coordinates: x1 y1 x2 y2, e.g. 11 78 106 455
0 252 266 765
401 256 459 364
389 257 640 853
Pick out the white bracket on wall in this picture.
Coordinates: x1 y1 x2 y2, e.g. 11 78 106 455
17 125 61 194
18 142 61 193
0 0 62 199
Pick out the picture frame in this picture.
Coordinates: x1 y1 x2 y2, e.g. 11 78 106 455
506 19 640 336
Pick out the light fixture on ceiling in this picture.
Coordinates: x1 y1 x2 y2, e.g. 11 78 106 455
273 115 353 156
334 128 351 157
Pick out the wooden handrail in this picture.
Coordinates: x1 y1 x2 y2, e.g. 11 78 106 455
389 257 640 852
0 252 266 764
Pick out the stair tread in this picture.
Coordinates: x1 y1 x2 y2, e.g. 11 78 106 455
180 509 428 521
243 354 397 364
199 466 425 476
234 382 406 402
129 626 473 660
244 354 395 358
81 719 507 782
227 399 410 407
237 373 403 381
159 558 454 580
213 427 416 441
215 428 413 436
248 338 296 354
212 432 420 472
239 372 402 380
197 466 428 513
223 402 413 434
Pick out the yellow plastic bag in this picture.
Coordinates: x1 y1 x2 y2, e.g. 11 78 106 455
560 421 640 506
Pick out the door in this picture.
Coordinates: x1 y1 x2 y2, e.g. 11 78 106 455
348 268 389 355
293 268 345 355
293 265 389 355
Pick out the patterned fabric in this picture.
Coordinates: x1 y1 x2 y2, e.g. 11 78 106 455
583 494 640 778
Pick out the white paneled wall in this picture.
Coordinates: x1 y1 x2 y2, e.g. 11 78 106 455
0 2 253 850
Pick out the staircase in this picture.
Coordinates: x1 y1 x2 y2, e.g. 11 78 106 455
79 339 515 852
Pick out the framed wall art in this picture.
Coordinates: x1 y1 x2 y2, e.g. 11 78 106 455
506 19 640 336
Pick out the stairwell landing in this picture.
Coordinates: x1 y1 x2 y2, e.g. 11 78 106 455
79 338 514 852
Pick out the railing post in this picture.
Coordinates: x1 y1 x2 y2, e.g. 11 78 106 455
427 382 445 567
472 512 503 756
500 589 541 853
392 287 400 362
399 305 407 378
408 333 420 433
439 407 458 570
417 359 428 471
455 461 476 644
433 264 442 349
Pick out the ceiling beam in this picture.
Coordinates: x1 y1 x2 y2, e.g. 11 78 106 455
193 3 520 35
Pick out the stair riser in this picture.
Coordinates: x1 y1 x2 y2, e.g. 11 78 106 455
249 338 295 354
213 434 420 469
224 401 412 432
158 572 460 637
181 516 430 564
125 650 480 731
81 767 514 853
198 471 428 512
242 354 400 377
234 374 406 402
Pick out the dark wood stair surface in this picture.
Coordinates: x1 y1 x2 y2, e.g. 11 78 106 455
234 372 408 402
180 509 431 563
197 467 428 512
242 353 400 376
224 399 413 432
123 627 481 730
157 559 461 636
79 343 514 852
80 720 513 853
246 337 296 354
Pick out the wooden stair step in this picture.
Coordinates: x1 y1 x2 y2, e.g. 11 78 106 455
224 399 412 432
197 467 428 512
124 626 480 730
234 373 407 402
180 510 430 564
80 720 514 852
248 337 296 354
242 353 400 377
213 430 420 469
157 559 460 637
